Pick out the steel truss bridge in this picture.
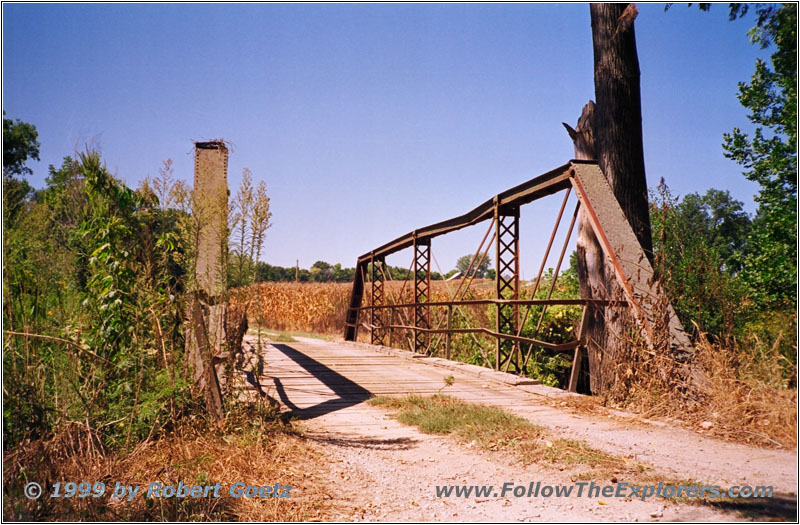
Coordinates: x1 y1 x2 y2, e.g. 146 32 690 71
344 160 693 391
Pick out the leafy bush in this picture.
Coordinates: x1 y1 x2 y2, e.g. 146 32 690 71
3 151 193 450
649 182 750 337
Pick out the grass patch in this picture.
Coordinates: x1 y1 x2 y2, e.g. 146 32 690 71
370 394 544 441
269 333 297 343
369 394 640 477
538 438 638 472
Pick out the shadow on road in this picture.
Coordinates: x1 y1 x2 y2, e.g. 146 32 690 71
703 491 797 522
270 343 372 420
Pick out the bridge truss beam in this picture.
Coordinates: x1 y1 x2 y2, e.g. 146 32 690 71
369 255 386 346
344 160 694 392
494 203 520 372
413 237 431 353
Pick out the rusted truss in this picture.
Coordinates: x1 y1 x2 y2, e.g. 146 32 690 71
413 237 431 353
369 255 386 346
344 160 694 390
494 205 520 372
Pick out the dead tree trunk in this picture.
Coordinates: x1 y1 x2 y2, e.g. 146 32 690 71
590 3 652 258
563 3 651 394
565 4 707 397
563 102 607 394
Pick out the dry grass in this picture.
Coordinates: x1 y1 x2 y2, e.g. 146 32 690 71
593 301 797 449
369 394 645 481
3 404 333 522
691 335 796 448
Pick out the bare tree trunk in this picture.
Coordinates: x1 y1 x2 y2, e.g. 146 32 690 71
590 3 653 394
591 3 652 258
563 3 652 394
565 4 707 397
564 102 607 394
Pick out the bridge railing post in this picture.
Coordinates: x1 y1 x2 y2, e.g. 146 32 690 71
344 261 367 341
370 254 385 346
494 199 521 372
413 234 431 354
445 304 452 360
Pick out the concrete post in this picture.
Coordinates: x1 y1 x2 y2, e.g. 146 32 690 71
188 140 229 418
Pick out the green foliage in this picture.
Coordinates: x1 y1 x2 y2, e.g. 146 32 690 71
650 181 796 370
722 3 797 310
306 260 359 282
3 113 40 227
228 168 272 287
650 181 749 336
455 253 492 278
3 111 40 178
3 149 193 450
677 189 752 274
657 3 798 373
518 267 581 387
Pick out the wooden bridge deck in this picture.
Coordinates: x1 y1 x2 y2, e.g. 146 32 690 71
251 336 556 422
243 335 797 497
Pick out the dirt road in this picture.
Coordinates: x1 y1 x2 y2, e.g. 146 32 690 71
246 335 797 521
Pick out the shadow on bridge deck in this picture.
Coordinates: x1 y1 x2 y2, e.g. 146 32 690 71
270 343 372 420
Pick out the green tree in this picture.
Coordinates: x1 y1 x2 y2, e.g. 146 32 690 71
3 111 40 178
722 3 797 309
2 113 40 226
310 260 333 282
650 181 749 336
675 189 752 275
455 254 491 279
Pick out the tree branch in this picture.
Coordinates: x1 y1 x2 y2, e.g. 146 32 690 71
3 330 113 365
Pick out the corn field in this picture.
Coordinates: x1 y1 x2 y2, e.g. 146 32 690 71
232 280 503 334
233 282 353 334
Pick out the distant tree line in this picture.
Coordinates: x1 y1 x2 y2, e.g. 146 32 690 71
253 260 447 283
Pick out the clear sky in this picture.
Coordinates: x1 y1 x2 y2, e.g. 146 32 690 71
2 3 771 277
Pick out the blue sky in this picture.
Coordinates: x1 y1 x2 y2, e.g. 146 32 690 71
2 3 771 277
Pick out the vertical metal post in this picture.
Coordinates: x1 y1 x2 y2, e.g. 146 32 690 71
388 308 395 348
494 201 501 370
494 198 521 372
413 234 431 354
445 304 452 360
344 261 367 341
369 255 375 344
370 254 385 346
569 303 591 392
